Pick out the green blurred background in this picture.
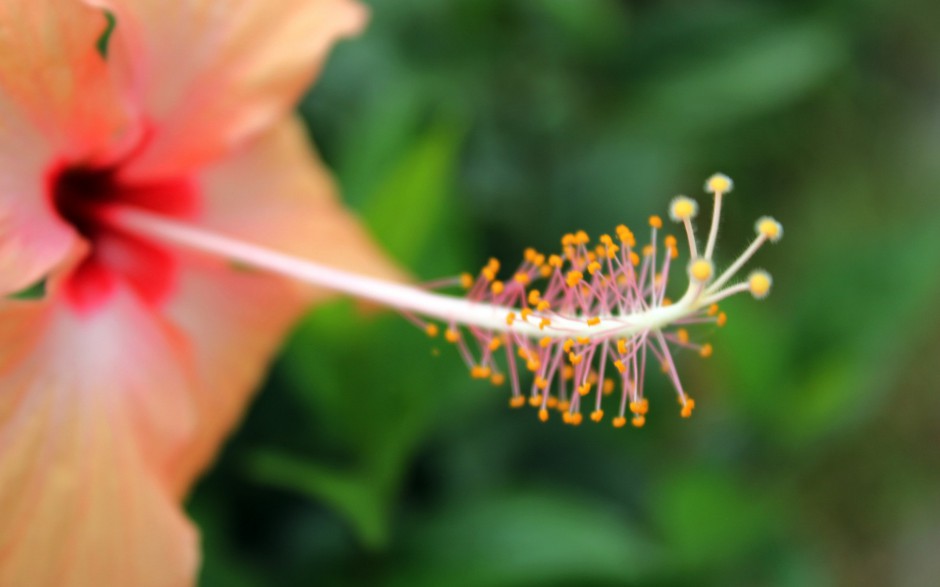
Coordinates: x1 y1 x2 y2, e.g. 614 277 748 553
189 1 940 585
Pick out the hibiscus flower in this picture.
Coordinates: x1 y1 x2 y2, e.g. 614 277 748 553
0 1 399 585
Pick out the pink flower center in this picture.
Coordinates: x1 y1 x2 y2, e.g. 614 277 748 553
50 164 199 315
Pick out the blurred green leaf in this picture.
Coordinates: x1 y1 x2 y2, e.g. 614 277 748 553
651 468 779 572
275 300 471 549
8 278 46 300
362 119 466 265
526 0 627 53
335 75 430 207
245 450 389 548
630 21 848 134
723 215 940 449
389 490 658 587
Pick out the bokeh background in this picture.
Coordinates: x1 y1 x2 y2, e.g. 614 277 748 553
189 1 940 585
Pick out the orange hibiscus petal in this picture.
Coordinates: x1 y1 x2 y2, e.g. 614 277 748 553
0 0 136 296
0 293 198 587
163 116 402 496
196 116 403 286
90 0 369 179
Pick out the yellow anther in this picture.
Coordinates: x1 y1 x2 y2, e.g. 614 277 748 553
600 234 613 245
689 259 714 282
705 173 733 194
520 308 533 321
488 337 503 352
669 195 699 222
614 360 626 374
717 312 727 327
536 300 551 312
539 265 552 278
487 258 501 273
642 244 654 257
445 328 460 343
630 252 640 266
518 347 530 360
576 336 590 345
563 339 575 353
587 317 601 326
524 248 538 263
664 235 677 249
514 272 531 286
680 398 695 418
535 376 549 390
528 289 541 305
587 261 602 275
612 416 627 428
662 297 673 306
460 273 474 289
538 408 550 422
587 370 598 384
594 245 605 258
700 343 713 358
630 398 649 415
677 329 689 344
548 254 564 268
570 412 583 426
506 312 516 326
482 267 496 281
575 230 589 245
748 270 772 299
534 254 545 266
661 361 670 373
591 409 604 422
561 233 575 247
603 378 615 395
707 303 719 316
509 396 526 408
649 215 663 229
526 359 541 372
631 415 646 428
616 338 628 355
616 226 636 247
425 324 440 338
562 411 573 424
470 366 491 379
561 365 575 381
546 396 558 409
490 373 505 386
566 271 583 287
606 244 620 258
539 336 552 348
539 317 551 330
569 352 583 365
529 395 542 408
577 382 591 396
491 280 504 295
755 216 783 243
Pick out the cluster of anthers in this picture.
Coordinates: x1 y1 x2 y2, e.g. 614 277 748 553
416 174 781 428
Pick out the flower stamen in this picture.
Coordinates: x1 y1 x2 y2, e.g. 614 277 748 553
100 174 780 428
